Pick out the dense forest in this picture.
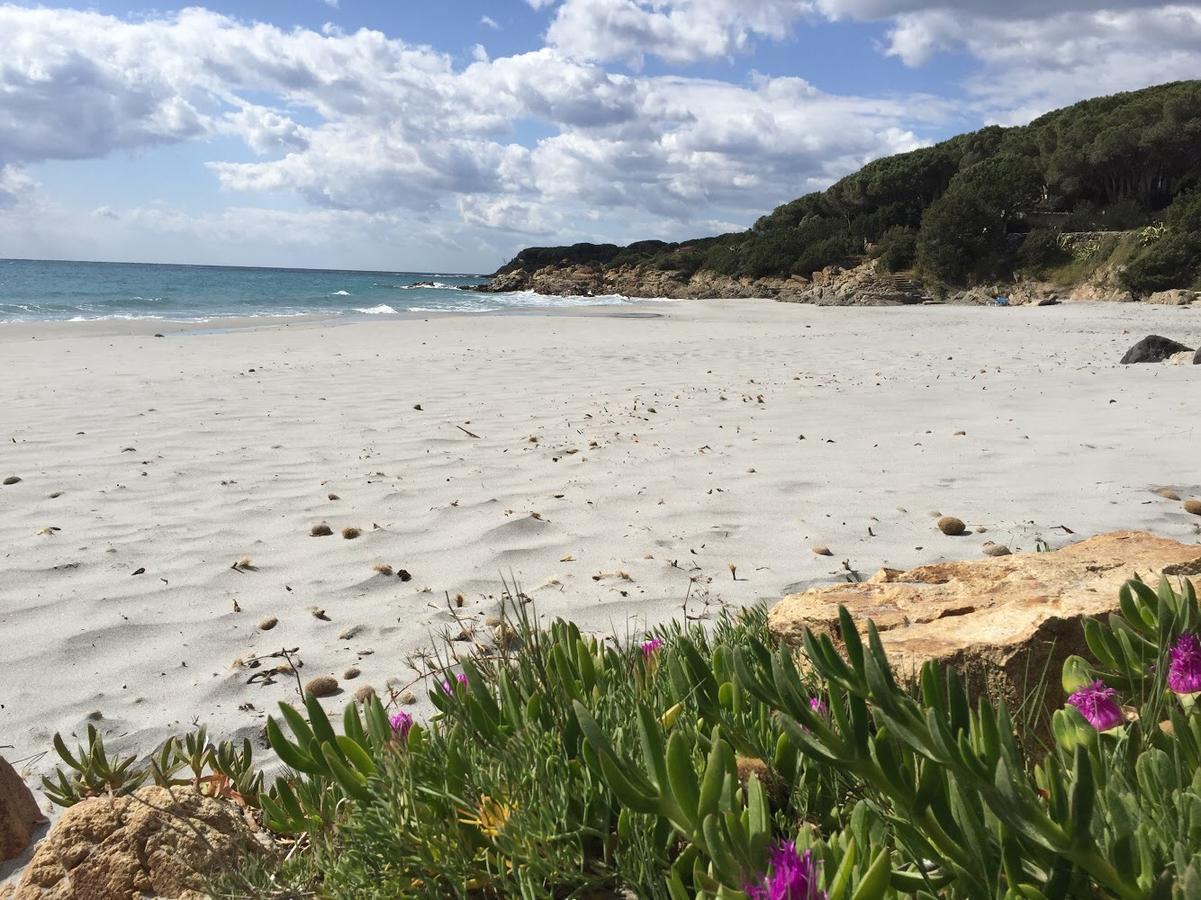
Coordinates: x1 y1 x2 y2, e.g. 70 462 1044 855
497 81 1201 296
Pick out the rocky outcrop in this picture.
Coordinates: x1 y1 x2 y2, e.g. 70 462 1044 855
1146 289 1199 305
479 263 806 300
1 786 271 899
1 757 45 862
481 260 932 305
1120 334 1194 364
768 531 1201 713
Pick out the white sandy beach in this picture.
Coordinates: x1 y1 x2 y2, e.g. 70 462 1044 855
2 298 1200 792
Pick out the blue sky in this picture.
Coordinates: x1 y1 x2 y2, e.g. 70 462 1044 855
0 0 1197 271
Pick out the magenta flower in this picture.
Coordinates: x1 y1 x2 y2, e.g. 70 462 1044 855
1168 633 1201 694
441 672 469 695
641 637 664 659
1068 680 1123 731
808 697 828 717
746 841 825 900
389 711 413 741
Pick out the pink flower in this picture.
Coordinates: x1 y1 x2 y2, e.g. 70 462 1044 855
746 841 825 900
1068 680 1123 731
1168 633 1201 694
640 637 664 658
389 711 413 741
442 672 469 694
808 697 828 717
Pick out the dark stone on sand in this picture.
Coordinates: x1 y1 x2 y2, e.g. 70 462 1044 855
1120 335 1193 364
2 476 21 485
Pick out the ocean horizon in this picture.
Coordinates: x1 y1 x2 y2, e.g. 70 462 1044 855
0 257 646 322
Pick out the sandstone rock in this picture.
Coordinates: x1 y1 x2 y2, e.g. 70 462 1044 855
982 542 1012 557
767 531 1201 714
1185 500 1201 517
1120 335 1193 364
304 675 339 698
1157 488 1182 501
1146 289 1199 306
353 684 376 703
937 516 966 536
812 546 833 556
342 666 361 680
1 756 46 862
258 616 278 631
2 786 268 899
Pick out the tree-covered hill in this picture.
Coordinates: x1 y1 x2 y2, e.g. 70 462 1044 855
496 81 1201 297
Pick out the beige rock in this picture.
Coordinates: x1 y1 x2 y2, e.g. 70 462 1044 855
981 542 1011 557
258 616 278 631
1146 289 1199 306
937 516 966 536
353 685 376 703
768 531 1201 712
811 546 833 556
1185 500 1201 517
304 675 339 698
1 756 46 862
1157 488 1182 501
1 785 268 899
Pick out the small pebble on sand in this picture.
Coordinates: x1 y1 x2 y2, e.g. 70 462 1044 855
937 516 967 536
982 542 1012 557
1185 499 1201 517
353 685 376 703
811 546 833 556
373 563 393 576
400 690 417 705
342 526 361 539
3 475 21 485
343 667 361 680
328 493 340 500
305 675 340 698
259 617 278 631
311 523 333 537
1157 488 1182 501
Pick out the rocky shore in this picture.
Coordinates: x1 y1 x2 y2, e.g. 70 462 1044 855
476 258 1200 308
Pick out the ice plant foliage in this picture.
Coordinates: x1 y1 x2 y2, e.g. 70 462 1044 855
1168 632 1201 694
1068 679 1123 731
746 841 825 900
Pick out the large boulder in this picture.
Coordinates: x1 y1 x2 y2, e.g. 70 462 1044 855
1 757 46 862
768 531 1201 712
1120 334 1194 364
1 786 270 899
1146 289 1199 306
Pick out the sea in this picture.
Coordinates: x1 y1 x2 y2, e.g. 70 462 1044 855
0 258 642 323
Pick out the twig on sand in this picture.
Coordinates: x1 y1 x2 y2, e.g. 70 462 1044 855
279 647 305 699
456 424 482 439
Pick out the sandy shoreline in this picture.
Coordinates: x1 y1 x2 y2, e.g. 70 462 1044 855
2 298 1200 800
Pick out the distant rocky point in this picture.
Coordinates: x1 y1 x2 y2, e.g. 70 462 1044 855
482 81 1201 306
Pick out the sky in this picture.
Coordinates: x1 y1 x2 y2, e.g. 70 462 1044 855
0 1 1199 273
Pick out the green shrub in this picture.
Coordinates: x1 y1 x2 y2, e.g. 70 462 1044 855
1120 232 1201 296
872 227 918 272
1016 228 1070 275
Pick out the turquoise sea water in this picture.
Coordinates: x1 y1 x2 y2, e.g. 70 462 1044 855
0 258 639 322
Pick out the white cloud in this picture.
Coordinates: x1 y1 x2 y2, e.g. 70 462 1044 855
0 164 35 208
1 2 1198 270
544 0 812 66
481 14 501 29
